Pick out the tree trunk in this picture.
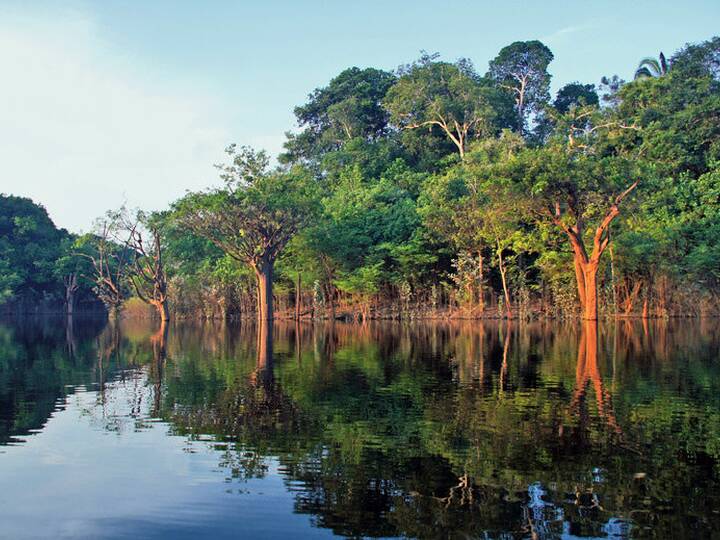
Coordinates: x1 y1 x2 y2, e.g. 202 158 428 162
66 289 75 316
254 262 274 321
295 273 302 320
609 245 617 314
158 300 170 322
552 180 638 322
477 252 485 314
108 304 120 321
65 273 78 316
497 247 512 319
573 255 587 315
581 261 600 321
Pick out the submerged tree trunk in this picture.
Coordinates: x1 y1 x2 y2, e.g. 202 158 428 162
581 261 600 322
64 273 79 316
254 260 274 321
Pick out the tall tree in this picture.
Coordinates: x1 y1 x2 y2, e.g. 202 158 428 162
384 56 512 159
487 40 554 132
669 36 720 79
174 145 318 321
282 67 396 164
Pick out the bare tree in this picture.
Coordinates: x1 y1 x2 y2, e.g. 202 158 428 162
123 211 170 323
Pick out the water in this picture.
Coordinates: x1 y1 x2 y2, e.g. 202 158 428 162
0 318 718 539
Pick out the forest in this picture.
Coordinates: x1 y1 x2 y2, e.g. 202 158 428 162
2 36 719 322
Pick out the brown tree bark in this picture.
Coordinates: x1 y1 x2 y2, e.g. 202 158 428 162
551 181 638 320
295 273 302 320
254 260 274 321
158 300 170 322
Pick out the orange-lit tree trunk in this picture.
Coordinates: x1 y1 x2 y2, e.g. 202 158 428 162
551 181 638 320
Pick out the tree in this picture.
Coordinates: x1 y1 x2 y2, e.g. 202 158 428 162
487 40 554 132
174 146 318 321
0 195 63 306
53 236 94 316
76 212 132 318
419 132 525 313
282 67 396 163
122 210 170 323
553 82 599 113
634 52 669 79
384 56 512 159
508 144 640 320
670 36 720 79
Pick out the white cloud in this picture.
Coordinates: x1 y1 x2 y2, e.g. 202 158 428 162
0 8 230 232
540 23 598 44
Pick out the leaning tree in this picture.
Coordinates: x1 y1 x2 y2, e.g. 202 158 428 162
174 145 318 321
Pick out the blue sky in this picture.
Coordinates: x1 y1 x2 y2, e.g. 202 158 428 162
1 0 718 231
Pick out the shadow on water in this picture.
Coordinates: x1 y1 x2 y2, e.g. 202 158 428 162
1 316 719 537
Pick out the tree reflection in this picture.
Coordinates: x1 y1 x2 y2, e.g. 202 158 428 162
570 320 622 436
3 318 720 536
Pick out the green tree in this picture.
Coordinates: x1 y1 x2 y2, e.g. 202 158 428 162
282 67 396 164
487 40 554 132
384 55 513 159
174 145 318 321
0 195 63 307
553 82 599 113
506 143 641 320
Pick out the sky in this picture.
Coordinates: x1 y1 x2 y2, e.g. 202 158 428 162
1 0 718 233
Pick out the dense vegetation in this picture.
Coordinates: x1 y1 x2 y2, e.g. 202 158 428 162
2 36 719 320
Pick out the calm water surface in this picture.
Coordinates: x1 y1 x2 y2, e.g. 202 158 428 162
0 317 718 539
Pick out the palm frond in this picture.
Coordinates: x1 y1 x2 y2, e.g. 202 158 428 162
634 66 654 80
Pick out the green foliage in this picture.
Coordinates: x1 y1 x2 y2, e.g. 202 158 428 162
487 40 554 129
282 67 396 163
0 195 64 305
384 55 516 157
553 82 599 113
3 36 720 318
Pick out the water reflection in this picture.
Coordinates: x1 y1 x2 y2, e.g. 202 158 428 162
0 317 719 538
